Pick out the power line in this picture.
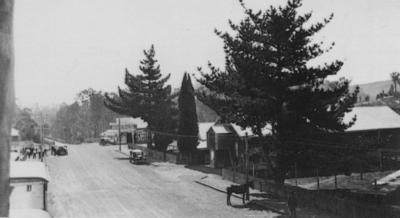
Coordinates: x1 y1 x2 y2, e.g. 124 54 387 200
146 129 199 138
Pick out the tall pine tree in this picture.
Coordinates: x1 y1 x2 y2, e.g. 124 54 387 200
178 73 199 161
198 0 359 183
104 45 178 151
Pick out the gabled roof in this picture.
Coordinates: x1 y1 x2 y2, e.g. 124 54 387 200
209 125 232 134
110 117 148 128
376 170 400 186
198 122 215 140
344 106 400 132
231 124 272 138
10 162 50 182
100 129 118 137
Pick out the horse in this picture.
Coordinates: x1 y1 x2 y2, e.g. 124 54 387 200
226 180 254 206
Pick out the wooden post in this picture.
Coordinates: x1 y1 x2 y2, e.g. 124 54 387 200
316 168 320 191
252 162 255 177
295 163 298 187
0 1 14 216
118 118 121 152
43 182 47 210
334 174 338 189
245 133 249 182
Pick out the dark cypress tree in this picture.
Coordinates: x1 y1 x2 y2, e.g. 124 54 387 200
178 73 199 161
198 0 359 183
104 45 178 151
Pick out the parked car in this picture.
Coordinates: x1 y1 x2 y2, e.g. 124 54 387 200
57 146 68 156
129 149 146 164
99 137 116 146
52 145 68 156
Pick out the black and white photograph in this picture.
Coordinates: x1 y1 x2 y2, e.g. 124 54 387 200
1 0 400 217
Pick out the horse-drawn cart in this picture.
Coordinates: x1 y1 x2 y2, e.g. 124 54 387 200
129 149 146 164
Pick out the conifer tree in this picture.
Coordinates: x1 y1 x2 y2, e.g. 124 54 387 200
198 0 359 183
105 45 178 151
178 73 199 161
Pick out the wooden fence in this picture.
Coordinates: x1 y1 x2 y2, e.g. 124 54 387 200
128 144 180 163
222 168 400 218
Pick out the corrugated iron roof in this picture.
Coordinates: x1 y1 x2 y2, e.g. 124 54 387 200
111 117 148 128
210 125 231 134
344 106 400 132
10 162 50 182
198 122 215 140
231 124 272 137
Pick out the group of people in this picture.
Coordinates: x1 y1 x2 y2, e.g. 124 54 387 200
21 146 49 160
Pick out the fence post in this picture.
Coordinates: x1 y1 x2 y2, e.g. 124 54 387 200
295 162 298 187
316 168 320 191
252 162 255 177
334 174 338 189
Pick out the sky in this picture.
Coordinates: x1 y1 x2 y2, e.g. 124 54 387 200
14 0 400 107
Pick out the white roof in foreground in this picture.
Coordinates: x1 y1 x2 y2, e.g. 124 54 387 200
344 106 400 132
10 209 51 218
10 162 50 182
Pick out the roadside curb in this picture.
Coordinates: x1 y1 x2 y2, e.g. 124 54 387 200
115 150 129 156
194 180 285 215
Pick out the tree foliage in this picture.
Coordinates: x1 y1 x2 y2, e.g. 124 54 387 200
104 45 178 151
52 89 118 143
198 0 359 183
178 73 199 156
14 107 40 142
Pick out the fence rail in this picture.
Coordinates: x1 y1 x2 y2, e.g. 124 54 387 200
221 168 400 218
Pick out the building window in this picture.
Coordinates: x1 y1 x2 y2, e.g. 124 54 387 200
27 184 32 192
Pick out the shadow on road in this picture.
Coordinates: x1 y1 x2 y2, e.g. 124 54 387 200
230 200 285 214
185 165 222 176
114 157 130 161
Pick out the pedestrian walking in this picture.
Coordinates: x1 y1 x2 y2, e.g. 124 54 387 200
288 191 297 218
33 148 37 159
27 148 32 159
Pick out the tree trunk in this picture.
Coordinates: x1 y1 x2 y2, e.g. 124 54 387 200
0 0 14 216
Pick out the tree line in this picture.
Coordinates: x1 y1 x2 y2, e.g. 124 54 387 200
52 89 119 143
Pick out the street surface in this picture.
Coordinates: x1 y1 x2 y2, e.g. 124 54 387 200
46 143 278 218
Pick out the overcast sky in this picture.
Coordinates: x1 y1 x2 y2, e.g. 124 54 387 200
14 0 400 107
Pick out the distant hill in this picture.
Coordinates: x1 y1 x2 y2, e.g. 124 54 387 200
351 80 392 101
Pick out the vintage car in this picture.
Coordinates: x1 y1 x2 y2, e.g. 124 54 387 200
57 146 68 156
51 144 68 156
129 149 146 164
99 136 117 146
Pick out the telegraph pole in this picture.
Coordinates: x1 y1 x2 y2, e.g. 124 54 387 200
118 118 121 152
245 132 249 182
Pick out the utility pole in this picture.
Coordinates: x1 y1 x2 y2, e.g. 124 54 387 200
118 118 121 152
245 132 249 200
245 132 249 182
0 1 14 216
295 162 298 186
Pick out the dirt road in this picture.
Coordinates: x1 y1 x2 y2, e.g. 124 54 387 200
46 143 277 218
